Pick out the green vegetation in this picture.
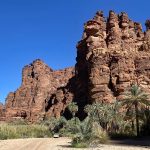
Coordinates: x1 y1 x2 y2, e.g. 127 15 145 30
71 117 109 148
40 116 67 134
67 102 78 118
84 101 124 132
0 85 149 148
140 107 150 135
121 85 150 136
0 123 52 140
60 117 109 147
67 102 78 124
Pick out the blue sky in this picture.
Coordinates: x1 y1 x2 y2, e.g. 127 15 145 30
0 0 149 103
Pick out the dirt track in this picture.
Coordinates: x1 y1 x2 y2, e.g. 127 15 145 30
0 137 149 150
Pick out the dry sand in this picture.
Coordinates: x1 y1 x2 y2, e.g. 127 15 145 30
0 137 149 150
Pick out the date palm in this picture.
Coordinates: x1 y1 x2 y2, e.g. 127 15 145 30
121 84 150 136
84 103 106 128
84 102 120 131
68 102 78 124
68 102 78 118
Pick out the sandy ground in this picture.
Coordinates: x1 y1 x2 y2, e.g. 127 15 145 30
0 137 149 150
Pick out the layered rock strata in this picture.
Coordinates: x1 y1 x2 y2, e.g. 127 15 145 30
1 10 150 122
76 11 150 103
5 59 75 122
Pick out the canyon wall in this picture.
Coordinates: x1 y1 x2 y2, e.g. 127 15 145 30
1 11 150 122
76 11 150 104
5 59 75 122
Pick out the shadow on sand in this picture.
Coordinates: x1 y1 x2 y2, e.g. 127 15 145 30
110 136 150 148
58 137 150 149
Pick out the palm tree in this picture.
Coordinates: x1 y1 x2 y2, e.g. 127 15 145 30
121 84 150 136
68 102 78 124
84 103 98 122
72 116 109 147
84 102 118 131
108 101 126 133
84 104 93 116
84 103 105 128
125 107 136 133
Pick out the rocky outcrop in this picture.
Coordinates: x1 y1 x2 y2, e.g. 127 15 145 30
5 59 75 122
1 10 150 122
76 10 150 104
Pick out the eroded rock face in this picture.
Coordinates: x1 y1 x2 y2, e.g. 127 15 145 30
1 10 150 122
5 59 75 122
76 10 150 104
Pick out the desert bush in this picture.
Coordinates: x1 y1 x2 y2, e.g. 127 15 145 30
72 138 88 148
71 117 109 148
90 122 109 144
41 116 67 134
9 119 28 125
0 123 52 140
59 117 81 137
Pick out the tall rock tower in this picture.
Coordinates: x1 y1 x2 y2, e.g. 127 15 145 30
76 11 150 104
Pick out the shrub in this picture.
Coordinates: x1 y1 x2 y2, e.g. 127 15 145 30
90 122 109 145
41 116 67 134
9 119 28 125
0 123 52 140
71 117 109 148
59 117 81 137
72 137 88 148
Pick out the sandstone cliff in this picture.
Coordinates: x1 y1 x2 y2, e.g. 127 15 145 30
2 10 150 122
76 11 150 104
5 59 75 122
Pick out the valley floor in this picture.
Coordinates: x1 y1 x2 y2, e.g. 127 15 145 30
0 137 149 150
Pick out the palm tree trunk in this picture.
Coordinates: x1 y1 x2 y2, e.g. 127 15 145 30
131 120 135 132
73 112 77 125
96 109 102 127
135 103 140 137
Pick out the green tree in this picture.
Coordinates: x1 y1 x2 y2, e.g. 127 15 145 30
121 84 150 136
125 108 136 133
84 102 123 131
84 102 107 128
72 117 109 148
68 102 78 124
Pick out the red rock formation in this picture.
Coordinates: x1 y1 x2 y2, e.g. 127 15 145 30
1 10 150 122
76 10 150 104
5 59 75 122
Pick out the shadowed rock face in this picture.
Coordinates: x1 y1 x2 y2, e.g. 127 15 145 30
1 10 150 122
